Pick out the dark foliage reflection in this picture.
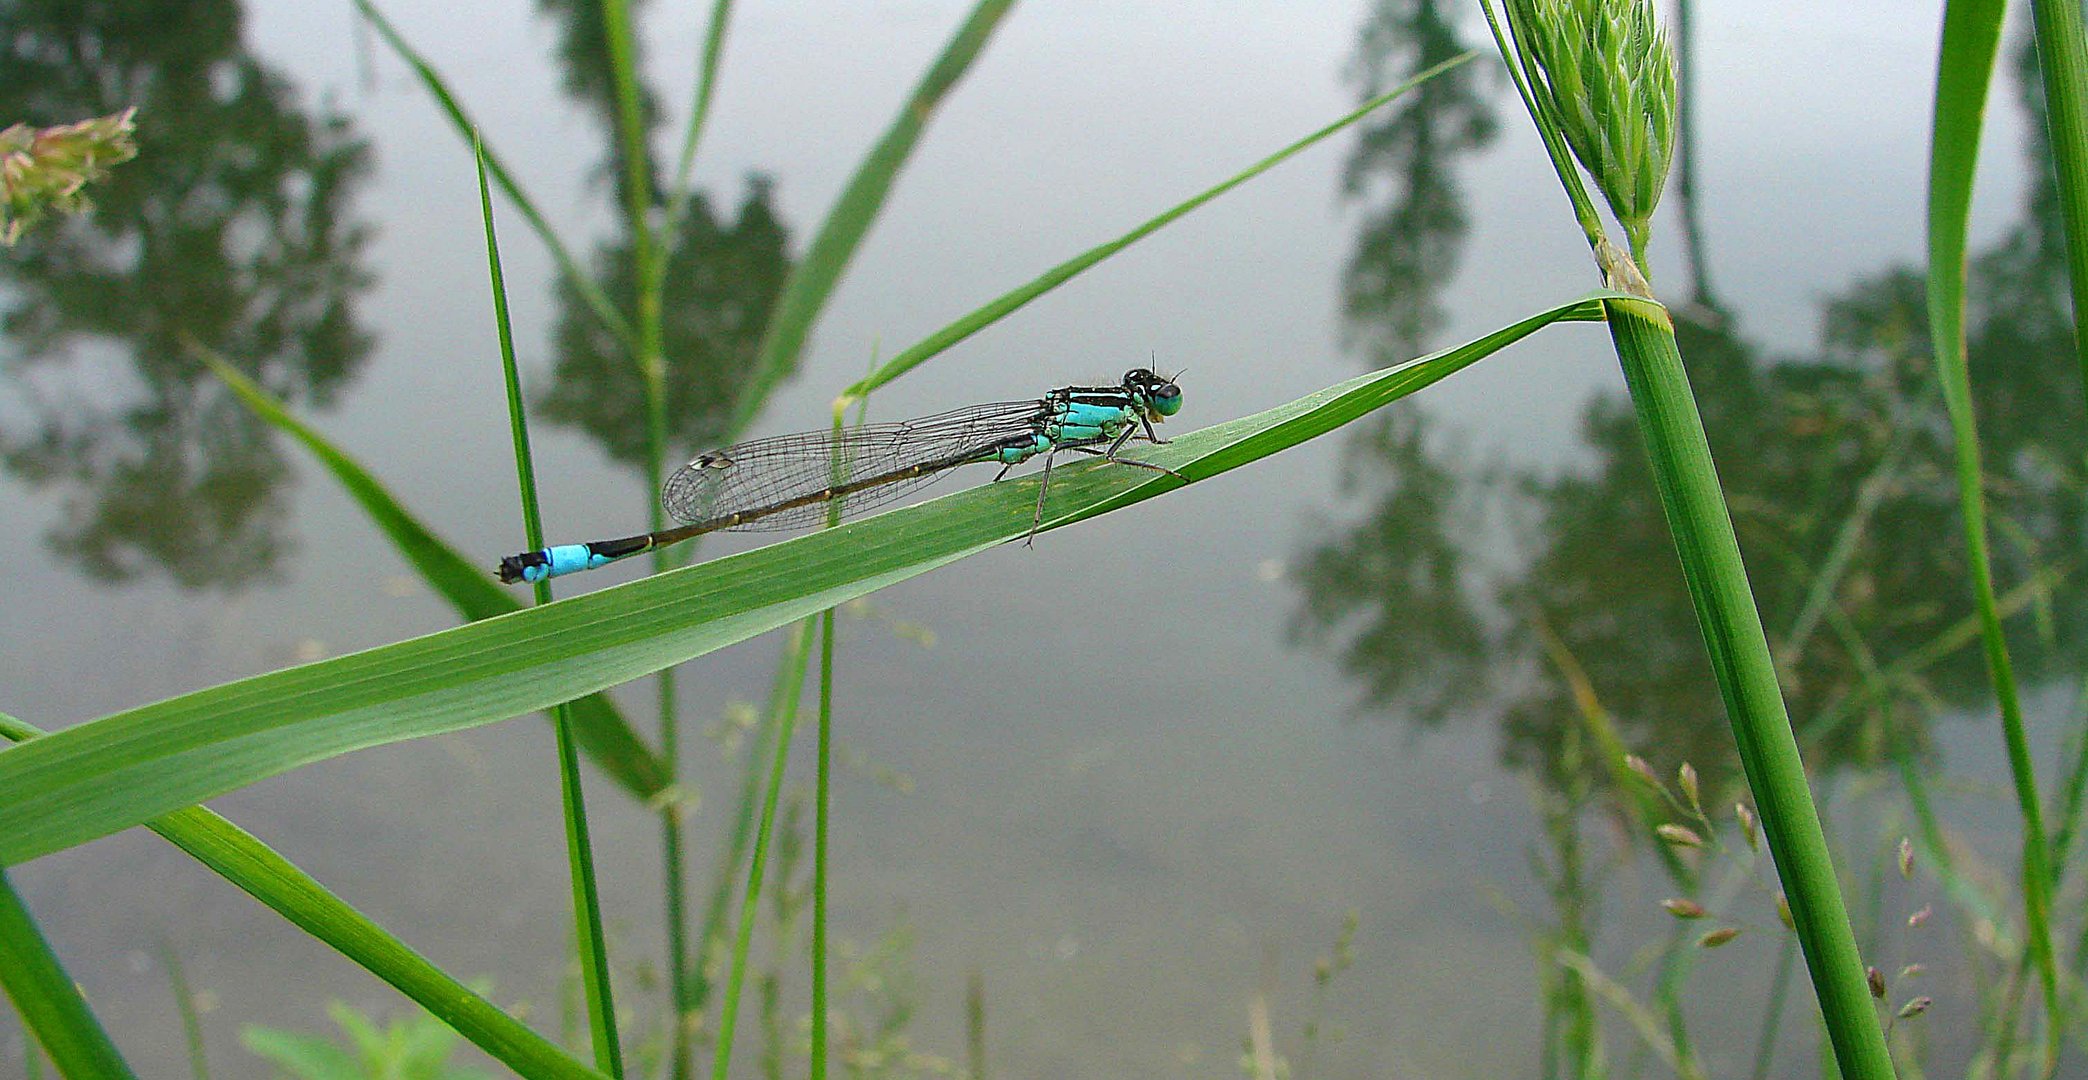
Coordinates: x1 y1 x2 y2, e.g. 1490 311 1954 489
1297 23 2085 800
532 0 793 469
0 0 372 588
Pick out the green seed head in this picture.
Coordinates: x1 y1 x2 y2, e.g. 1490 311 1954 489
1508 0 1676 255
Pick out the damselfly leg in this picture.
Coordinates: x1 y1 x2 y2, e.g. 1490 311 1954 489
1024 424 1185 544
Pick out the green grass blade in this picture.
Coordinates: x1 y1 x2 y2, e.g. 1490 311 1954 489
1530 613 1695 888
809 609 835 1080
965 969 986 1080
197 351 669 802
0 296 1606 866
1553 949 1707 1080
0 868 136 1079
709 618 816 1080
2030 0 2088 405
1748 934 1799 1080
1478 1 1602 247
484 132 551 562
159 942 210 1080
0 714 609 1080
670 0 735 200
1927 0 2060 1063
2050 696 2088 869
352 0 636 354
481 139 626 1080
839 50 1476 404
685 626 809 1012
732 0 1018 437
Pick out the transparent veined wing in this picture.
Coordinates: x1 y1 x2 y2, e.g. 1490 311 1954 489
660 399 1047 532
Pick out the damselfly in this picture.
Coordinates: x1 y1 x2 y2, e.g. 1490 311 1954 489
496 368 1185 584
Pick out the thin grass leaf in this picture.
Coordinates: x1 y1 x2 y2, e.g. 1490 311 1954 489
1479 1 1603 249
2028 0 2088 406
809 608 835 1080
1553 949 1707 1080
840 50 1476 405
159 941 210 1080
2051 697 2088 871
966 969 986 1080
733 0 1019 436
685 625 809 1012
0 296 1607 865
670 0 735 201
0 867 136 1079
0 739 606 1075
1748 933 1799 1080
1529 609 1694 888
197 351 668 802
239 1026 359 1077
583 3 710 1071
600 0 654 233
352 0 635 354
1780 423 1920 658
481 138 625 1080
1811 565 2071 738
709 616 816 1080
1927 0 2060 1064
1898 728 2012 941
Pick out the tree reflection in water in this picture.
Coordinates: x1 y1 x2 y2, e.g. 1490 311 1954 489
1293 10 2082 1069
531 0 794 472
0 1 373 588
1299 19 2083 798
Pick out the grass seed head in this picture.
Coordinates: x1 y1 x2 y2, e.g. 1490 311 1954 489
1505 0 1676 255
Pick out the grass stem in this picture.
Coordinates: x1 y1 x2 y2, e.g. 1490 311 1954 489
1604 300 1893 1077
710 619 817 1080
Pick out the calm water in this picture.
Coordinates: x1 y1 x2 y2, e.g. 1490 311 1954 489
2 2 2078 1077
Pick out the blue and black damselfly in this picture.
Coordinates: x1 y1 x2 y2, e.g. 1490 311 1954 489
497 368 1186 584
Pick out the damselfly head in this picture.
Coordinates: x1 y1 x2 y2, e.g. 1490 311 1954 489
1121 368 1183 416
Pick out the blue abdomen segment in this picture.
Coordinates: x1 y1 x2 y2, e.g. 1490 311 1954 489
497 543 624 584
547 544 618 577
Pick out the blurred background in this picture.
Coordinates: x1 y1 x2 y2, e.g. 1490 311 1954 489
1 1 2078 1076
